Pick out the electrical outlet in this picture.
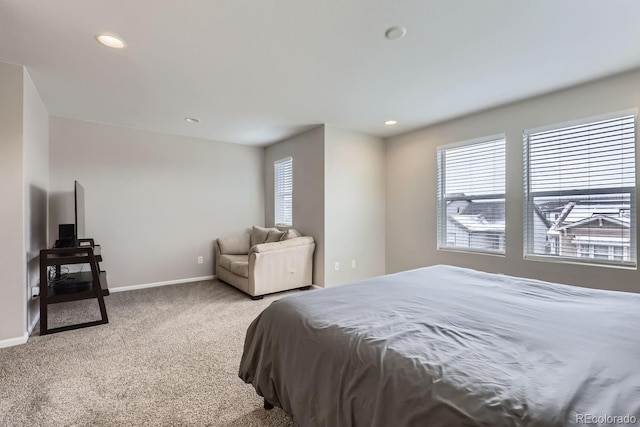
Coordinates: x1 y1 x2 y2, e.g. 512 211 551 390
334 261 340 271
197 256 203 264
351 259 357 268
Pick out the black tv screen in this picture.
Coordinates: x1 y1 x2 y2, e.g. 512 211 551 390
74 181 85 241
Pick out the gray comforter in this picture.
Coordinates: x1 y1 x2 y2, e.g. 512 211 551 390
239 265 640 427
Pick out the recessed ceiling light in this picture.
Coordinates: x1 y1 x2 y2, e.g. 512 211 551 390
385 26 407 41
185 117 200 123
385 120 397 126
96 33 127 49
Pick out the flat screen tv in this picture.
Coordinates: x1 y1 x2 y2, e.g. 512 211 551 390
74 180 85 242
55 181 86 248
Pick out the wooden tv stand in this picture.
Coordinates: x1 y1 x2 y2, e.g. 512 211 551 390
39 238 109 335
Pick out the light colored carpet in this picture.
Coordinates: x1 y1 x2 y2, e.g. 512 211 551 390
0 280 298 426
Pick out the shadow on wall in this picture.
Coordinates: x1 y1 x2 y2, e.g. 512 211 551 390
28 184 48 287
48 191 74 243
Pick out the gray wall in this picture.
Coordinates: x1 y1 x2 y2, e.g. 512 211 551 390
264 125 386 287
324 126 385 286
264 126 325 285
49 117 264 289
23 70 49 331
386 68 640 293
0 62 26 343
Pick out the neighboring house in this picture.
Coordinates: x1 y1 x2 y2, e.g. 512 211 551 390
552 215 630 261
446 196 631 261
534 196 632 262
446 200 505 252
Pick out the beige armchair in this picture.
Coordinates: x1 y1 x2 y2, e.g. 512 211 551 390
215 226 315 299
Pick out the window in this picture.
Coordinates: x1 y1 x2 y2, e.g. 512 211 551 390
613 246 624 261
577 244 626 261
578 244 590 258
524 111 637 267
593 245 609 260
274 157 293 226
437 135 506 254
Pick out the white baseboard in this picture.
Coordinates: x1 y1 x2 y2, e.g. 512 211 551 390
0 332 29 349
110 275 216 293
0 312 40 349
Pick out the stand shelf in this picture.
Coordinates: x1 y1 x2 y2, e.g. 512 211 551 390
39 238 109 335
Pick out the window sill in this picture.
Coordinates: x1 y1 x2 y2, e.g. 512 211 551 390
437 246 506 257
523 254 637 270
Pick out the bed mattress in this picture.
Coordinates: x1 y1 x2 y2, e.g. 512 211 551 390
239 265 640 426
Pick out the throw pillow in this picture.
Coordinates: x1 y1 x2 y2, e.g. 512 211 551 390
281 229 302 240
265 229 286 243
250 226 272 246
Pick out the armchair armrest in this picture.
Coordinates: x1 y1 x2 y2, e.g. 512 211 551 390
250 236 314 254
248 236 315 296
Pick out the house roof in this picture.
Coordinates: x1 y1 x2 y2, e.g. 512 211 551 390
563 203 630 224
459 200 505 219
556 214 630 231
2 1 640 145
449 214 505 233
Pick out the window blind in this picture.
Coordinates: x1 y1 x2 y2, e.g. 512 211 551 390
523 112 636 267
274 157 293 226
437 136 506 254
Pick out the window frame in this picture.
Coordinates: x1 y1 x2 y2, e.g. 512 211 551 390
523 109 638 269
437 134 507 256
274 157 293 227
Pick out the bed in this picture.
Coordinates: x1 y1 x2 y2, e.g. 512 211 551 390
238 265 640 427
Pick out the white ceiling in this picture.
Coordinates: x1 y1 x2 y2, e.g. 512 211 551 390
2 1 640 146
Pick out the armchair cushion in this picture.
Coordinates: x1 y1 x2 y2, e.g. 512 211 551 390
219 254 249 278
219 254 246 270
218 234 250 255
229 260 249 278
